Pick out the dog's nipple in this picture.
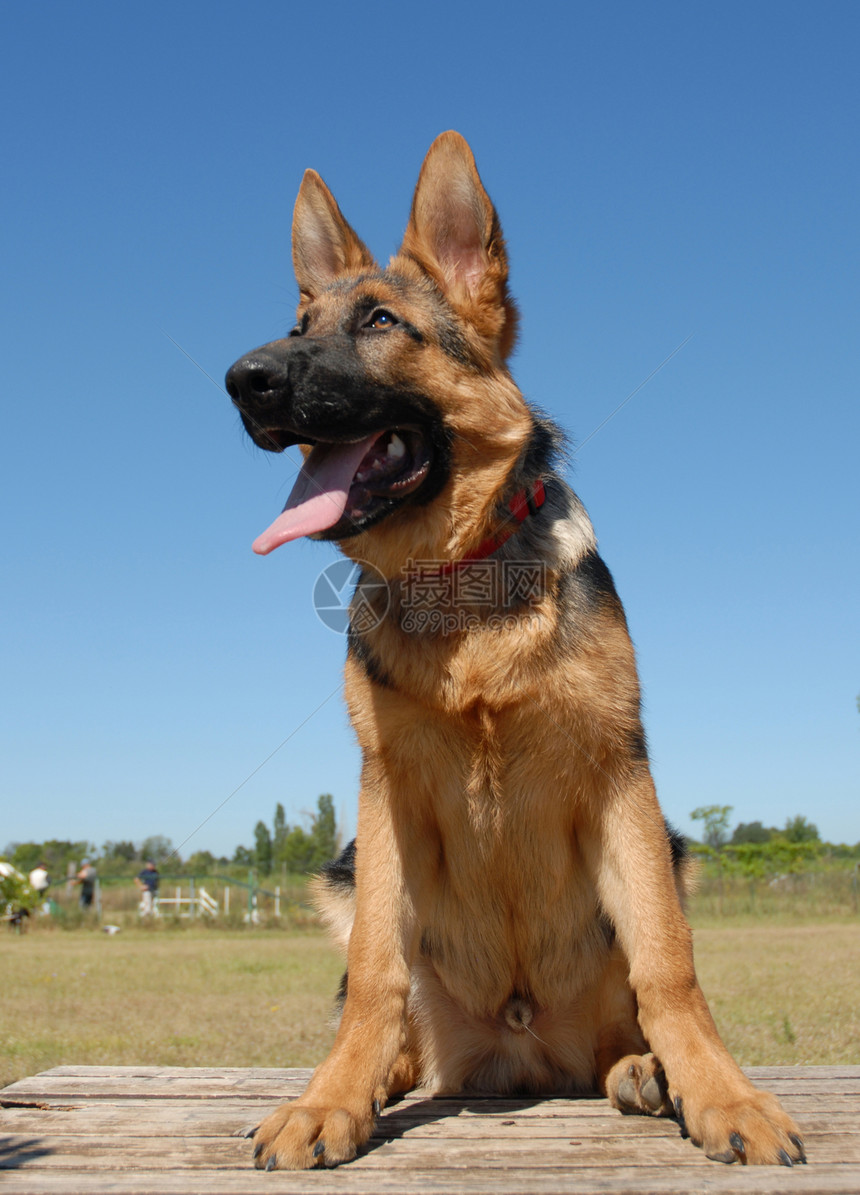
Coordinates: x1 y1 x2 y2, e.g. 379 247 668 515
504 998 533 1034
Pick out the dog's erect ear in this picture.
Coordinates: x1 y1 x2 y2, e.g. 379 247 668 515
292 170 377 305
399 132 518 358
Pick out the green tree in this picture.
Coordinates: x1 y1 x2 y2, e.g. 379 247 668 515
186 849 216 874
690 805 733 850
273 803 287 859
730 821 772 845
233 844 253 868
254 821 273 874
309 794 338 866
0 866 38 918
8 840 92 877
267 796 340 874
6 842 45 874
102 840 138 862
782 815 820 844
280 825 315 874
140 835 174 864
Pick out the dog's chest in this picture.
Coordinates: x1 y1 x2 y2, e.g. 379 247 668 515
355 681 615 1012
411 711 609 1013
419 823 610 1016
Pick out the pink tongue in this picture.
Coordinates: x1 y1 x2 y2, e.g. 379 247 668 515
252 435 380 555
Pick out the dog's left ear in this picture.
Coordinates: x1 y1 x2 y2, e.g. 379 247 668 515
399 132 518 359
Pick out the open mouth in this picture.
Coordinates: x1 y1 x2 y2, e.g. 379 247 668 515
252 427 431 555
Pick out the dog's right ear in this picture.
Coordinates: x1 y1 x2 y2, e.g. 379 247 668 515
292 170 377 305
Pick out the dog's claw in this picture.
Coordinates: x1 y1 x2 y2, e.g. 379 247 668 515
372 1099 381 1117
673 1095 689 1138
265 1155 277 1171
789 1133 807 1162
729 1131 745 1158
236 1124 258 1139
778 1148 794 1168
252 1141 264 1160
313 1140 326 1159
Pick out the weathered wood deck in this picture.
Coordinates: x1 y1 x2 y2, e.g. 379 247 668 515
1 1065 858 1193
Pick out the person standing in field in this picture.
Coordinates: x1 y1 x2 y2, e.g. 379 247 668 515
74 861 97 909
136 861 160 916
29 861 50 895
28 861 50 913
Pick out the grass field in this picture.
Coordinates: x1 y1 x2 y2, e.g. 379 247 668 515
690 921 859 1066
2 917 858 1092
0 927 343 1091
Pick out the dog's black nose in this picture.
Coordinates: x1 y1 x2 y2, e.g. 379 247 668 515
225 356 280 408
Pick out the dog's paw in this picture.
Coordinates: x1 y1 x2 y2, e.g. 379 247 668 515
672 1085 806 1166
249 1099 375 1170
607 1052 672 1116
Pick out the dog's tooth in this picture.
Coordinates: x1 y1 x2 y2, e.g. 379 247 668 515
387 433 406 459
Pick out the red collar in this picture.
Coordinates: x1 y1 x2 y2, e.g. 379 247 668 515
437 478 546 575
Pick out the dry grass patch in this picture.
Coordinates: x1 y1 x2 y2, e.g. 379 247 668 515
2 920 858 1090
0 927 342 1089
692 922 860 1066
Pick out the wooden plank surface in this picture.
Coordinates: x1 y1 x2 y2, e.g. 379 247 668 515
1 1066 858 1194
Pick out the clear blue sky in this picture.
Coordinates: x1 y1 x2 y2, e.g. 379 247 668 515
2 2 858 860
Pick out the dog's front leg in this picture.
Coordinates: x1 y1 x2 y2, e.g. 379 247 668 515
252 794 420 1171
587 773 804 1166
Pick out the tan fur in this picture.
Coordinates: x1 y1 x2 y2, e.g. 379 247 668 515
245 132 804 1171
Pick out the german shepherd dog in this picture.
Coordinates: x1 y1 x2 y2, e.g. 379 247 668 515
225 132 804 1171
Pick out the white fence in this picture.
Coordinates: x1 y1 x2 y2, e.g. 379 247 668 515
143 885 218 917
140 884 287 919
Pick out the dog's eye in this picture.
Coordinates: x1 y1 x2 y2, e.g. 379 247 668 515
366 309 398 330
